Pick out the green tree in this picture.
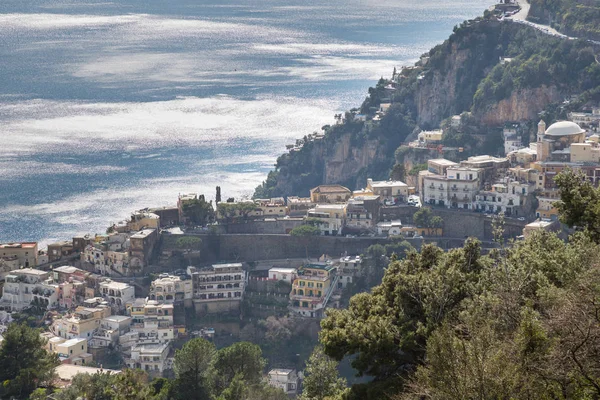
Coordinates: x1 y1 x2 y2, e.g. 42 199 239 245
320 240 483 388
182 195 215 226
174 338 216 400
413 207 433 228
214 342 266 391
390 163 406 181
384 240 415 258
55 371 116 400
0 323 60 399
555 168 600 242
217 202 258 223
413 207 442 229
217 373 246 400
290 225 321 237
300 347 347 400
112 369 156 400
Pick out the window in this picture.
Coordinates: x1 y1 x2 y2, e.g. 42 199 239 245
456 173 460 180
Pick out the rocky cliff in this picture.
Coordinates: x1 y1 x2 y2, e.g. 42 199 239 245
254 14 600 199
479 85 563 125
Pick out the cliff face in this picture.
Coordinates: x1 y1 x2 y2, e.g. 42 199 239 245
479 85 563 125
415 44 471 128
324 135 382 186
255 16 599 198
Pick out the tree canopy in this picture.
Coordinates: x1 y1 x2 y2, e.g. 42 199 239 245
0 323 59 399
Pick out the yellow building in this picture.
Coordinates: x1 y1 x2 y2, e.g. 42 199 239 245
53 305 111 340
400 226 443 237
309 185 351 204
290 264 337 318
536 196 560 220
0 242 38 268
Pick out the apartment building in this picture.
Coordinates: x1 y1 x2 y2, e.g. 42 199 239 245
127 342 170 375
0 242 38 268
89 315 132 348
52 305 111 340
345 196 379 232
267 369 300 395
286 197 315 217
307 204 347 236
422 166 481 210
309 185 352 203
0 268 58 311
474 180 533 216
366 179 411 202
189 263 246 315
337 256 362 289
99 279 135 310
127 299 174 344
149 275 193 306
114 210 160 233
290 264 338 318
129 229 158 270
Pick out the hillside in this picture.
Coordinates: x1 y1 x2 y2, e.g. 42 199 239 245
528 0 600 40
254 12 600 199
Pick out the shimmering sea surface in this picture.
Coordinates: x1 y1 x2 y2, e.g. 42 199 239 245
0 0 493 245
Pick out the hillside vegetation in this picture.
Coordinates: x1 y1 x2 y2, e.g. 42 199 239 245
317 170 600 399
255 14 600 199
529 0 600 40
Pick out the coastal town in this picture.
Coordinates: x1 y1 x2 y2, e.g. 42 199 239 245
1 0 600 395
1 100 599 390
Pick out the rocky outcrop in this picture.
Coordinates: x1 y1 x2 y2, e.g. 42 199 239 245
324 135 382 185
479 85 563 125
415 45 470 128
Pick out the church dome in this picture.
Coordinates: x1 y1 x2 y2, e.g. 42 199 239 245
545 121 585 137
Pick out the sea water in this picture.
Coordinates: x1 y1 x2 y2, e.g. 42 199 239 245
0 0 493 244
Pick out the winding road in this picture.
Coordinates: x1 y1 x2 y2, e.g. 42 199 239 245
505 0 600 47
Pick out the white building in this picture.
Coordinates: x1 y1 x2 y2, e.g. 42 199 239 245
190 263 247 305
149 275 193 304
0 268 59 311
267 369 300 395
474 180 533 216
90 315 133 348
268 268 297 283
423 166 481 210
503 124 522 155
99 280 135 310
418 129 444 144
307 204 347 236
376 220 403 236
128 299 174 344
127 342 170 375
337 256 362 289
366 179 410 202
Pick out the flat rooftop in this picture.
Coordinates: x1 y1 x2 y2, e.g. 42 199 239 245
429 159 458 166
56 364 120 381
0 242 37 249
54 266 81 274
369 180 408 188
130 229 155 239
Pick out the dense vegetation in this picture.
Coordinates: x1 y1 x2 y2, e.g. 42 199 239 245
529 0 600 40
21 339 288 400
473 26 600 113
312 170 600 399
254 12 600 199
